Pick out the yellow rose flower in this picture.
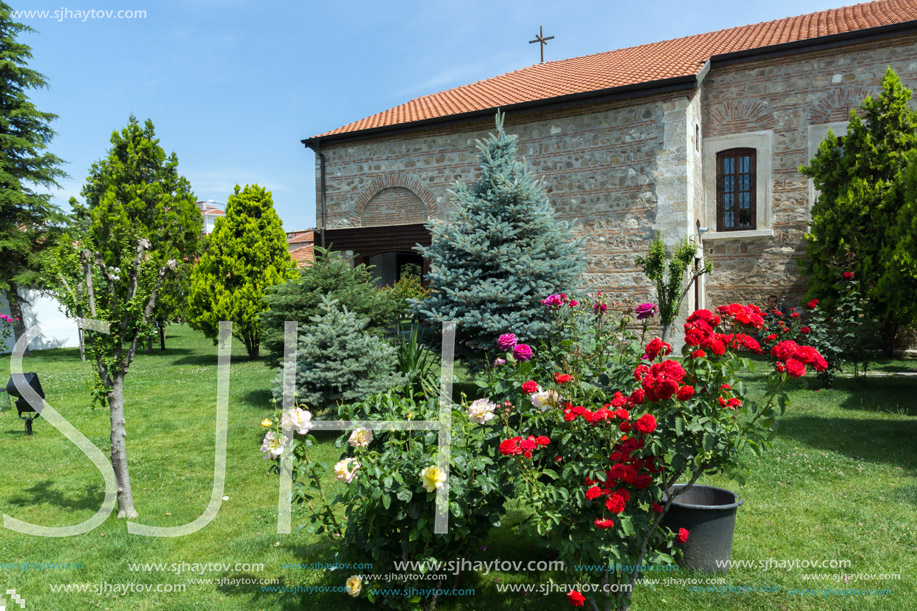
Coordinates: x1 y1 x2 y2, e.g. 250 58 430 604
345 575 362 597
261 418 272 428
420 465 446 493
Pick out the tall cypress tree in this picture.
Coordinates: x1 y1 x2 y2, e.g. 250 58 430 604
187 184 295 360
415 113 584 361
801 68 917 352
0 2 66 349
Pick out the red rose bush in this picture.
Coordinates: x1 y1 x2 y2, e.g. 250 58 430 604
480 296 826 611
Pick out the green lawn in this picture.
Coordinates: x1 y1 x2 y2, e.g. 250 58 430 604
0 326 914 610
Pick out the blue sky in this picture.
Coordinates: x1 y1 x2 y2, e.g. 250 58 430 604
15 0 843 231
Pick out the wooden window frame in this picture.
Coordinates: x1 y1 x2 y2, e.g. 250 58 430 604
716 148 757 232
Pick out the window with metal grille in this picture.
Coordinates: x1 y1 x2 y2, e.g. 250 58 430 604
716 148 756 231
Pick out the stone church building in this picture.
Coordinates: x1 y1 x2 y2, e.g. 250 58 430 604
303 0 917 311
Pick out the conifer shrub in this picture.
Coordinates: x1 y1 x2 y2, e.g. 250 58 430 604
277 296 405 409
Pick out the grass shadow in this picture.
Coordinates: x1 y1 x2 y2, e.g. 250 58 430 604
240 388 273 409
6 480 106 512
777 415 917 472
831 376 917 416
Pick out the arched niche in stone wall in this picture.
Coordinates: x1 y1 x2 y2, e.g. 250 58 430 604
353 173 437 227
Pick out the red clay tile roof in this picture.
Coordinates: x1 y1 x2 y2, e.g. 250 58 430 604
313 0 917 139
290 245 314 267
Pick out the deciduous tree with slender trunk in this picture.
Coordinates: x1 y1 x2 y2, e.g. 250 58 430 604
47 117 201 518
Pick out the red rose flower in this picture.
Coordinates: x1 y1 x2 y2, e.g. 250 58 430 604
691 349 706 359
843 271 854 280
807 299 819 309
629 388 646 405
633 474 652 489
608 463 629 480
726 398 742 408
766 334 777 341
554 373 574 384
785 358 806 378
520 438 537 452
643 337 673 361
677 528 689 544
521 380 540 394
790 312 800 319
634 413 657 434
499 438 522 456
739 334 762 353
568 590 586 607
708 338 725 356
677 385 695 401
594 518 614 530
800 326 811 334
652 502 664 514
619 422 631 433
613 489 631 502
605 494 626 514
771 340 799 362
795 345 829 371
634 365 650 381
535 436 551 446
585 486 604 501
775 361 786 373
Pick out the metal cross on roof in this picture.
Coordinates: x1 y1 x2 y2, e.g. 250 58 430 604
529 26 554 64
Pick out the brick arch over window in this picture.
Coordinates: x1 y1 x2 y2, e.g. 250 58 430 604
808 87 871 125
706 100 775 137
353 174 437 227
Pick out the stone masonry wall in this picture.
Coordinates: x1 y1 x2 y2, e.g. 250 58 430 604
700 33 917 311
318 92 694 305
313 32 917 314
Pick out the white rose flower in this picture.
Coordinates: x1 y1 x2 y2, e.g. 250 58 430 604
281 407 313 435
467 398 497 425
346 575 362 596
348 428 374 448
259 431 285 460
333 457 361 484
420 465 447 493
530 390 561 411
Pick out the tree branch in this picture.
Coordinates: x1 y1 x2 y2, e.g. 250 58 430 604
124 256 175 368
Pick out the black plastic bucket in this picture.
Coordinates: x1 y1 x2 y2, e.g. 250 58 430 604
661 484 744 573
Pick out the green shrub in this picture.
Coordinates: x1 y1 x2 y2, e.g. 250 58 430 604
261 247 403 368
270 387 511 610
276 296 405 409
415 112 584 362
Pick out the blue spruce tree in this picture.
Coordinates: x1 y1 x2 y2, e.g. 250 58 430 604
415 113 584 361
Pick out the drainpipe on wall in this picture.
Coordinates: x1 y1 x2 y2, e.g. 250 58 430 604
316 139 327 249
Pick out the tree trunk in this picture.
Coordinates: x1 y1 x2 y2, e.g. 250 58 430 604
661 323 671 344
144 336 153 354
158 321 166 351
108 373 138 518
6 285 30 356
880 321 898 359
245 336 259 360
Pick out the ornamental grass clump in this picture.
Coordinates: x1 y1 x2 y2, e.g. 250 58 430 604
480 297 827 611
